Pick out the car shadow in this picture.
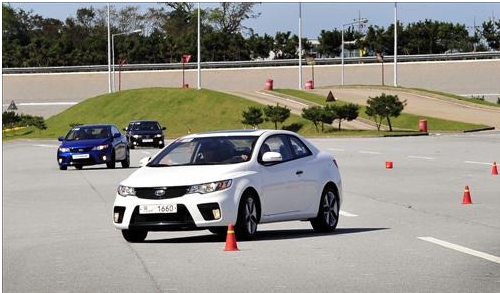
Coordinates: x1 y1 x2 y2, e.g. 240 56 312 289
144 227 389 244
61 166 141 171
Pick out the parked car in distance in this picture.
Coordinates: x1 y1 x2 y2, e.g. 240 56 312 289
124 120 166 149
57 124 130 170
113 129 342 242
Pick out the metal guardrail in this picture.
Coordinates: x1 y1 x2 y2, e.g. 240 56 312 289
2 51 499 74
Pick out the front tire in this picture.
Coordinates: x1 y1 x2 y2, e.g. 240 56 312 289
121 149 130 168
106 152 116 169
235 194 259 240
59 165 67 170
121 230 147 242
208 227 227 235
311 186 340 233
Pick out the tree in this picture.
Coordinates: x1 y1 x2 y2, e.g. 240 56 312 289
332 103 360 131
264 104 290 130
317 29 342 57
482 19 500 50
241 106 264 128
301 106 323 132
365 93 407 131
207 2 260 35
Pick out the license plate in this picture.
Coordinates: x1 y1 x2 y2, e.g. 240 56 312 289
72 154 89 159
142 139 153 142
139 204 177 214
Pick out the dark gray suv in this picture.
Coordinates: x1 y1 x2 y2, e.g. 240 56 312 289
124 120 166 149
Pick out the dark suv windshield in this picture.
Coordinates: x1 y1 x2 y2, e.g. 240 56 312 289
131 122 160 131
148 136 257 166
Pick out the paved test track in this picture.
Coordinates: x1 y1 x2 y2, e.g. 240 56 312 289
2 132 500 292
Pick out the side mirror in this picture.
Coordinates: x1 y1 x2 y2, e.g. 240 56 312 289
139 157 151 167
123 127 127 131
162 127 166 130
58 136 64 141
262 151 282 163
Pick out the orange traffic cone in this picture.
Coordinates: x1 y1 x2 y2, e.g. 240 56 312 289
386 161 393 169
492 162 498 175
224 224 239 251
462 186 473 204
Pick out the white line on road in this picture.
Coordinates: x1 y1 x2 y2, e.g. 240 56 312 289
464 161 493 165
340 210 358 217
418 236 500 264
33 144 58 148
358 150 381 155
3 102 77 106
408 155 435 160
328 148 345 152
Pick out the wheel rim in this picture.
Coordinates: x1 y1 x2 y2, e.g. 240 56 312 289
244 197 258 234
322 191 339 227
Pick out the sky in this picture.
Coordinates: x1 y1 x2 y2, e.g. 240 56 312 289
4 1 500 39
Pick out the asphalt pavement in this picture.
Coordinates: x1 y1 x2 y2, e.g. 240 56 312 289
2 131 499 292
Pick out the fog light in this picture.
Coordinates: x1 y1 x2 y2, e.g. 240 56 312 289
102 155 107 161
212 209 221 220
58 158 62 163
113 212 120 223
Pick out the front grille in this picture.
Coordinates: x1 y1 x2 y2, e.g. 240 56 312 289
135 186 189 199
70 147 92 152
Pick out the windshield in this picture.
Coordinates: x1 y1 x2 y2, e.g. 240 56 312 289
65 126 111 140
132 122 160 131
148 136 257 166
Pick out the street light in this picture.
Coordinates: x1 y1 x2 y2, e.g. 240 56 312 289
112 29 141 92
341 18 368 86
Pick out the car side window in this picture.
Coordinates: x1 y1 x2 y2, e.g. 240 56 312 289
259 135 292 163
289 136 312 158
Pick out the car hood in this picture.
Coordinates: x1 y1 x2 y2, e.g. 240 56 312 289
60 138 110 148
121 164 252 187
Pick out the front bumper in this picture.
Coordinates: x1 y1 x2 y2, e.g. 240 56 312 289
129 136 164 147
57 149 112 167
113 190 238 231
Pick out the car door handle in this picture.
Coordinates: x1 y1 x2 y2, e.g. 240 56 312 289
296 170 303 175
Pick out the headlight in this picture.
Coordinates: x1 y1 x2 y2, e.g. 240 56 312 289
133 135 140 138
187 180 232 194
93 144 108 150
58 147 70 152
117 185 136 196
155 134 162 138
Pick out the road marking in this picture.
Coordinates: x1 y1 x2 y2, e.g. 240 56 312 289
418 237 500 264
340 210 358 217
328 148 345 152
408 155 435 160
358 150 381 155
464 161 493 165
3 102 77 106
33 144 58 148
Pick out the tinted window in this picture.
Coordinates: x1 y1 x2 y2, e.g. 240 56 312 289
148 136 257 167
65 126 110 140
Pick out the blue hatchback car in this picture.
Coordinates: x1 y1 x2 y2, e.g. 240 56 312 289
57 124 130 170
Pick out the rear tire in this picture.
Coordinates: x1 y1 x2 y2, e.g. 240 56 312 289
310 186 339 233
75 165 83 170
235 194 259 240
121 230 147 242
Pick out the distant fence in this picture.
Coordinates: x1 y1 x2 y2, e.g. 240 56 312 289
3 51 499 74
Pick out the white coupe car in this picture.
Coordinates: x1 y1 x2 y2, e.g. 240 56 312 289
113 129 342 242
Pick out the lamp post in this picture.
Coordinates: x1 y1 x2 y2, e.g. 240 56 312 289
341 18 368 86
112 29 141 92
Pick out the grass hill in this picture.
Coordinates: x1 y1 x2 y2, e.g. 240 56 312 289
2 87 489 141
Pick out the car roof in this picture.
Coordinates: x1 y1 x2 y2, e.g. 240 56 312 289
129 120 159 123
72 124 115 128
183 129 296 138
